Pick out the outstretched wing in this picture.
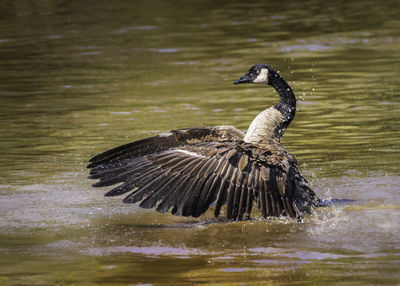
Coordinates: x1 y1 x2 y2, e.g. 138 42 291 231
88 126 245 169
88 137 309 220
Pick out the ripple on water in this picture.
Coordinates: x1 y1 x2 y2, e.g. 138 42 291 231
113 26 158 34
110 111 132 115
148 48 180 53
46 35 63 39
281 44 333 52
85 245 212 257
80 51 102 56
219 268 256 272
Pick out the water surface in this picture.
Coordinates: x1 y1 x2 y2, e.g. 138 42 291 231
0 0 399 285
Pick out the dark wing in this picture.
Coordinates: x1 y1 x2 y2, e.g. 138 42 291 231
88 138 318 220
87 126 244 169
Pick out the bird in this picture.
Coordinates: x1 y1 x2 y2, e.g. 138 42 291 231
87 64 321 221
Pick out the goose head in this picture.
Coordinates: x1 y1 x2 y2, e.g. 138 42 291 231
233 64 274 85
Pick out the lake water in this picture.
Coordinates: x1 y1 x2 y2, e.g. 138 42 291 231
0 0 399 285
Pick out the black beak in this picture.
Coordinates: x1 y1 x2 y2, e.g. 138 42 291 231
233 72 251 84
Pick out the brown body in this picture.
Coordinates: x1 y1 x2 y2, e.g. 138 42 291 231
88 64 320 220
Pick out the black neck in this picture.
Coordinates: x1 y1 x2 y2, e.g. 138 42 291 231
269 72 296 126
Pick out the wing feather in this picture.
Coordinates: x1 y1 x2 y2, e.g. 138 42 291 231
104 181 138 197
237 163 251 221
226 167 239 220
92 163 157 188
139 173 181 209
88 136 315 220
88 126 245 168
155 174 192 213
91 160 153 185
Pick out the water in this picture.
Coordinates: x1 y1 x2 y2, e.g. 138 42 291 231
0 0 399 284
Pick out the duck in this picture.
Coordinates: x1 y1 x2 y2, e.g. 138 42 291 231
87 64 321 221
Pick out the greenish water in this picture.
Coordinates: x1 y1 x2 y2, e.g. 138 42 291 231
0 0 399 285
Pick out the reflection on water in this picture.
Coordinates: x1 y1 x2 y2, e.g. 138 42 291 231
0 0 399 284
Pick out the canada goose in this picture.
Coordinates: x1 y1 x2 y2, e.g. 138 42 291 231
88 64 321 221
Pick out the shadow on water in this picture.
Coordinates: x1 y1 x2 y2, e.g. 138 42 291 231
0 0 399 284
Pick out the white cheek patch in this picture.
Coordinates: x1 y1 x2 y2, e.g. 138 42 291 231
253 68 269 84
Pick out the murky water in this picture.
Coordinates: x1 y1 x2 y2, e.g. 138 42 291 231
0 0 399 285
